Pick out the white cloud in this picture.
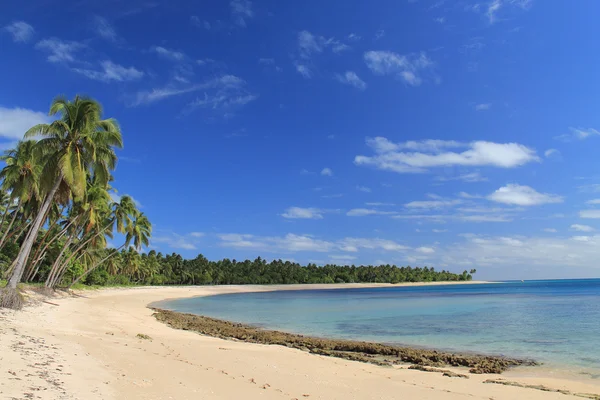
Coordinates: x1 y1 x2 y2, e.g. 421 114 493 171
282 207 324 219
132 75 256 111
298 31 351 59
4 21 34 43
355 137 539 174
393 213 514 223
346 208 397 217
259 58 275 65
36 38 85 63
356 186 371 193
544 148 560 158
486 0 532 24
230 0 253 27
152 233 199 250
329 254 357 262
0 107 51 141
432 229 448 233
544 228 557 233
338 238 410 252
296 64 312 79
335 71 367 90
436 172 488 183
72 61 144 82
364 51 434 86
365 202 395 206
487 184 563 206
375 29 385 40
475 103 491 111
405 199 462 209
580 210 600 219
571 224 594 232
93 16 117 42
190 16 211 30
436 233 600 272
151 46 186 61
416 246 435 254
321 167 333 176
586 199 600 205
556 127 600 141
219 233 334 253
190 232 205 237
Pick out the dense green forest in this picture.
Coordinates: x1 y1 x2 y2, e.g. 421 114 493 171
0 95 474 309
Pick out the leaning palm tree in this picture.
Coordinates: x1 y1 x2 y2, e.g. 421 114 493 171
1 96 122 309
0 140 41 250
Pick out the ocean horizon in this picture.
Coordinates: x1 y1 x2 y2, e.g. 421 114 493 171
158 279 600 378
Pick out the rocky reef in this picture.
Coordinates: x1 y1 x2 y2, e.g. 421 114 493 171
152 309 537 374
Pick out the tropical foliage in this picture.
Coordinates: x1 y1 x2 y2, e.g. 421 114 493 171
0 95 474 309
0 96 149 308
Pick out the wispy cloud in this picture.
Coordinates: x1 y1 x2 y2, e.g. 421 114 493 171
132 75 256 112
346 208 397 217
219 233 334 253
72 60 143 82
152 232 202 250
295 64 312 79
474 103 491 111
556 127 600 142
151 46 187 61
355 137 539 173
230 0 254 27
405 199 463 209
364 51 434 86
321 167 333 176
190 16 212 30
93 16 118 42
436 172 488 183
35 38 85 63
580 210 600 219
571 224 594 232
486 0 533 24
298 30 352 59
282 207 325 219
356 186 371 193
487 184 563 206
3 21 34 43
544 148 560 158
335 71 367 90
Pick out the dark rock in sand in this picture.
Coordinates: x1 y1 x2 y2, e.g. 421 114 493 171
151 309 537 374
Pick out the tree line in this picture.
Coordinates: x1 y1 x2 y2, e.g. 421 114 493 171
0 95 475 309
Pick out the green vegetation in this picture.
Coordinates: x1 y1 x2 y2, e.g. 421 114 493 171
0 95 474 309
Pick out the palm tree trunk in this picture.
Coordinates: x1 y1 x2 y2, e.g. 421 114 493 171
52 220 113 284
45 233 74 288
3 176 62 304
0 198 23 250
24 216 59 281
69 244 125 288
26 216 77 282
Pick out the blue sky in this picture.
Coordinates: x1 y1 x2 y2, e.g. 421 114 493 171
2 0 600 279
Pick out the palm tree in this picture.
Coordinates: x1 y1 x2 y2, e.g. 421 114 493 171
0 140 41 250
1 96 122 309
68 197 148 287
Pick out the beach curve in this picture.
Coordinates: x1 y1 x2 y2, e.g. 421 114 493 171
1 283 600 400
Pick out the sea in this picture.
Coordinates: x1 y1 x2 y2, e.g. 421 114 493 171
157 279 600 378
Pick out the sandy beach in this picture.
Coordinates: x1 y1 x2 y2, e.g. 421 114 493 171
1 282 599 400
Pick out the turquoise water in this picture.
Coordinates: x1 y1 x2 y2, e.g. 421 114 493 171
158 280 600 376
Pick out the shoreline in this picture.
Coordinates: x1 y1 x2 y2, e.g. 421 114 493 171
2 283 599 400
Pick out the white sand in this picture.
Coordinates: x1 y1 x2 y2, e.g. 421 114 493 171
1 282 599 400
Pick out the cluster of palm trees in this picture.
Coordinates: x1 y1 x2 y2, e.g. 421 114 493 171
0 96 151 309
